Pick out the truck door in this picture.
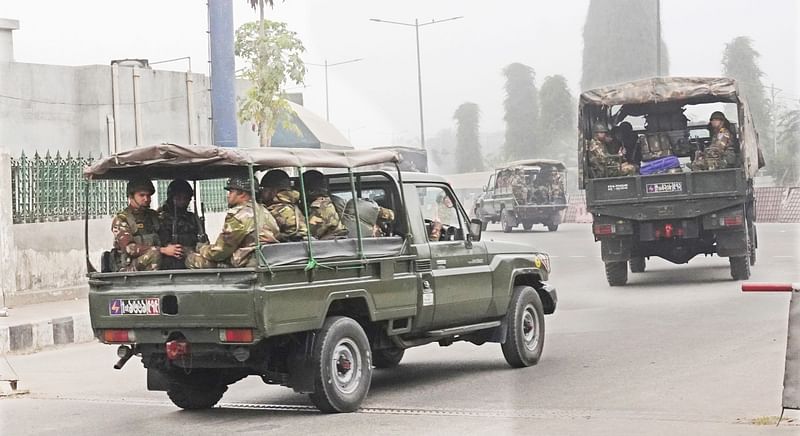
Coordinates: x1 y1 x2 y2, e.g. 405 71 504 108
482 173 497 217
415 185 493 327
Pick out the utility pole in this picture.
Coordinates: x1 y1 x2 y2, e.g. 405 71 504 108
655 0 662 76
770 83 781 155
307 58 363 122
370 16 464 149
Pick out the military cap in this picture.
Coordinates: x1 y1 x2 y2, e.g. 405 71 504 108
126 178 155 196
224 175 258 193
592 122 609 133
167 179 194 198
710 111 727 121
260 169 291 189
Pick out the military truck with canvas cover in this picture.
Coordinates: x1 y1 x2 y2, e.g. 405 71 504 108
474 159 568 232
84 144 557 413
578 77 765 286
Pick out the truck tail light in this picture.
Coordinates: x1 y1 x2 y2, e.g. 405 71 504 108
593 224 615 235
165 340 190 360
220 328 254 343
664 223 673 239
722 215 743 227
103 329 135 343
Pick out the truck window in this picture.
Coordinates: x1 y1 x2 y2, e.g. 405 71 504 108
487 174 496 191
416 186 464 242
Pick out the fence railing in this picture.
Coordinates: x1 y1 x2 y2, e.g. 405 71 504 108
10 151 228 224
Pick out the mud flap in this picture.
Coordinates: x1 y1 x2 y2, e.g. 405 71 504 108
147 368 169 391
784 291 800 410
287 332 317 394
715 229 747 257
600 238 632 262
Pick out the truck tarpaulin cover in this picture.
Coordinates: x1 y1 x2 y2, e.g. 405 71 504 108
83 143 402 180
579 76 740 107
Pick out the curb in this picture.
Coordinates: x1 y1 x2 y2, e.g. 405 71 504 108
0 313 94 354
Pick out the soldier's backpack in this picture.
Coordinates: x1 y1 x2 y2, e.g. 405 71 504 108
638 133 674 161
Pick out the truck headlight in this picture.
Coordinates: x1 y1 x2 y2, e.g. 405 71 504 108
535 253 551 273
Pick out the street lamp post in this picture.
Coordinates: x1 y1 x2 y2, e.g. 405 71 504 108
307 58 363 122
370 16 463 149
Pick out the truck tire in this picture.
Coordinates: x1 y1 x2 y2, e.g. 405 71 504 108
166 370 227 410
501 286 545 368
481 220 489 232
501 211 514 233
309 316 373 413
629 257 646 273
749 225 757 266
373 347 404 369
729 255 751 280
605 261 628 286
546 223 559 232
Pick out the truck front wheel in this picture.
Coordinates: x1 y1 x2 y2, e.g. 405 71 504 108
165 370 227 410
501 286 545 368
501 210 515 233
605 261 628 286
309 316 373 413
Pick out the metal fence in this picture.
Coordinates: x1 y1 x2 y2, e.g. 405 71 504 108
10 151 228 224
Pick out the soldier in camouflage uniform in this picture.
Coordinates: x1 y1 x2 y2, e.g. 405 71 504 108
157 179 201 270
111 178 183 271
691 111 737 171
509 168 528 204
186 175 280 269
260 169 308 242
588 122 637 178
430 191 457 241
301 170 349 240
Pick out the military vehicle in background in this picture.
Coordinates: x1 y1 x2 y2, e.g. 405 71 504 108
578 77 765 286
474 159 568 232
371 145 428 172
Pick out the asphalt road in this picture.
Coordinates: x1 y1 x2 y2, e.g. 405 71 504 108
2 223 799 435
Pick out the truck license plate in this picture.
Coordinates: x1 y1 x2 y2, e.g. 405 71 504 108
109 298 160 316
646 182 682 194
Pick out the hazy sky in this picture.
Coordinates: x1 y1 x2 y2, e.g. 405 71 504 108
4 0 798 148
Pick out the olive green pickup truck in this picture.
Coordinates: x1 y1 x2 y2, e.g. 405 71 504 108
85 144 557 413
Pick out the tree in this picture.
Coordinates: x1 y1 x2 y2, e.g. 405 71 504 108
453 102 484 173
581 0 670 91
537 75 576 166
722 36 773 163
773 107 800 185
235 20 306 146
503 63 539 160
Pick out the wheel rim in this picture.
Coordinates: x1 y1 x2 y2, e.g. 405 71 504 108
331 337 362 395
521 303 540 351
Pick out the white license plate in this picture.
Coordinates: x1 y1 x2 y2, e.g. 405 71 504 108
109 298 160 316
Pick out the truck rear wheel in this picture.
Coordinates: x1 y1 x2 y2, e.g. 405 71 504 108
522 222 534 231
630 257 646 273
749 225 757 266
309 316 373 413
729 255 751 280
605 261 628 286
166 370 227 410
501 286 545 368
373 347 404 369
546 223 559 232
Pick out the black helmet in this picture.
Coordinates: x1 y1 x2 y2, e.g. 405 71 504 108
592 122 609 133
167 179 193 198
126 178 155 196
710 111 727 121
260 169 291 189
301 169 326 191
224 175 257 193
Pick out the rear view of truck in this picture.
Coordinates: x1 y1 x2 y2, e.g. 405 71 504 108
578 77 765 286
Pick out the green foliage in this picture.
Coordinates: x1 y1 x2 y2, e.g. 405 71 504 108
537 75 576 167
453 102 484 173
581 0 669 91
235 20 306 146
773 107 800 185
722 37 772 156
503 63 539 160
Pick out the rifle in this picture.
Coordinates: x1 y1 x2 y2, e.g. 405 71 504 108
196 202 209 244
172 197 179 244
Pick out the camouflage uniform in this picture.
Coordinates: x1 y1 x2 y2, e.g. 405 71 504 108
588 138 636 178
341 199 396 238
691 126 736 171
265 189 308 242
111 206 162 271
157 203 200 270
186 202 280 269
550 171 565 200
509 170 528 204
307 191 349 240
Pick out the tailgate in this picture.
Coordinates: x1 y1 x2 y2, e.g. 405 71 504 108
88 270 258 330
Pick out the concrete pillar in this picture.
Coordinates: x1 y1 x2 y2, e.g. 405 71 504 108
208 0 238 147
0 18 19 62
0 153 18 308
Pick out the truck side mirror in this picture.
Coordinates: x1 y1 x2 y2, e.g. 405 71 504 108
483 186 487 192
469 218 483 241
